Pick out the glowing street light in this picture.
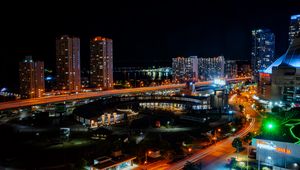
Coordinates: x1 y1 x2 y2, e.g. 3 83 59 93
268 123 273 129
264 120 278 133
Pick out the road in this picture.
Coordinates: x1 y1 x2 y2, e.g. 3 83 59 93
143 86 260 170
199 92 262 170
162 118 256 170
0 77 250 111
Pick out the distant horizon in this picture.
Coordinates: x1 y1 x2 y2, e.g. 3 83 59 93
0 0 299 88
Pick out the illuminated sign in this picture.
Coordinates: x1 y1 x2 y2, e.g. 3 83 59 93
213 79 226 86
291 15 300 20
259 72 270 78
257 140 291 154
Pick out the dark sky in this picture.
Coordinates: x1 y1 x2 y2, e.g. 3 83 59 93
0 0 299 89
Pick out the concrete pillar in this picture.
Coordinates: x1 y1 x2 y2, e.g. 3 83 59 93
101 114 105 126
113 112 117 124
107 113 111 125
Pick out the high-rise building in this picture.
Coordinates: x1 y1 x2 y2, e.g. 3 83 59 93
172 56 198 83
225 60 238 79
289 14 300 44
19 56 45 99
198 56 225 80
251 29 275 80
260 35 300 103
90 36 113 89
56 35 81 91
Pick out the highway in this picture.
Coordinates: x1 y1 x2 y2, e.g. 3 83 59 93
0 77 250 111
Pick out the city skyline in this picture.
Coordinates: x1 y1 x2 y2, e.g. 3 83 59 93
0 0 299 89
1 2 300 169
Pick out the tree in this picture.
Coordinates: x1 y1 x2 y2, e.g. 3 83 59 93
162 150 176 161
232 137 243 152
227 157 237 169
243 132 254 143
271 106 282 113
239 105 244 112
73 158 87 170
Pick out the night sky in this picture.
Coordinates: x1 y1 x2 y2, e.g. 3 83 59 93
0 0 299 89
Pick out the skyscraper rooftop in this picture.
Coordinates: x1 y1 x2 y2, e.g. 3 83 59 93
264 35 300 74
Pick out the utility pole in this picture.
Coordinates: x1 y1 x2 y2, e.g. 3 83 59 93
258 147 260 170
247 143 249 170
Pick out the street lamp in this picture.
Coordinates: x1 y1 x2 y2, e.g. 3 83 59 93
268 123 273 129
145 150 152 169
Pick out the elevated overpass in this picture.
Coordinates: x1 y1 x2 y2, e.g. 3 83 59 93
0 77 250 111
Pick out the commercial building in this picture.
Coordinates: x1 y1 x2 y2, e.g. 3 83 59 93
172 56 198 83
253 138 300 169
198 56 225 80
225 60 238 79
56 35 81 91
251 29 275 81
260 35 300 103
289 14 300 44
90 36 113 89
19 56 45 99
90 155 136 170
252 117 300 170
257 72 272 100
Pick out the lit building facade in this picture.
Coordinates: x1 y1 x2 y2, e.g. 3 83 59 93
251 29 275 81
56 35 81 91
289 14 300 44
252 138 300 169
198 56 225 80
19 56 45 99
90 36 113 89
257 72 272 100
172 56 198 83
225 60 237 79
260 35 300 103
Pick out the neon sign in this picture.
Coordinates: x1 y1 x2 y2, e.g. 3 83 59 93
257 140 291 154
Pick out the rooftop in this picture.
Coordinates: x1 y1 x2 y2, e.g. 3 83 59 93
92 155 136 170
256 118 300 144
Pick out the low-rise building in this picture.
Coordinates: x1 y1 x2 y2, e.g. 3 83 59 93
252 136 300 169
91 155 136 170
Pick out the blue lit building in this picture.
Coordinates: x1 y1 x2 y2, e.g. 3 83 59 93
251 29 275 81
259 35 300 103
289 14 300 45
